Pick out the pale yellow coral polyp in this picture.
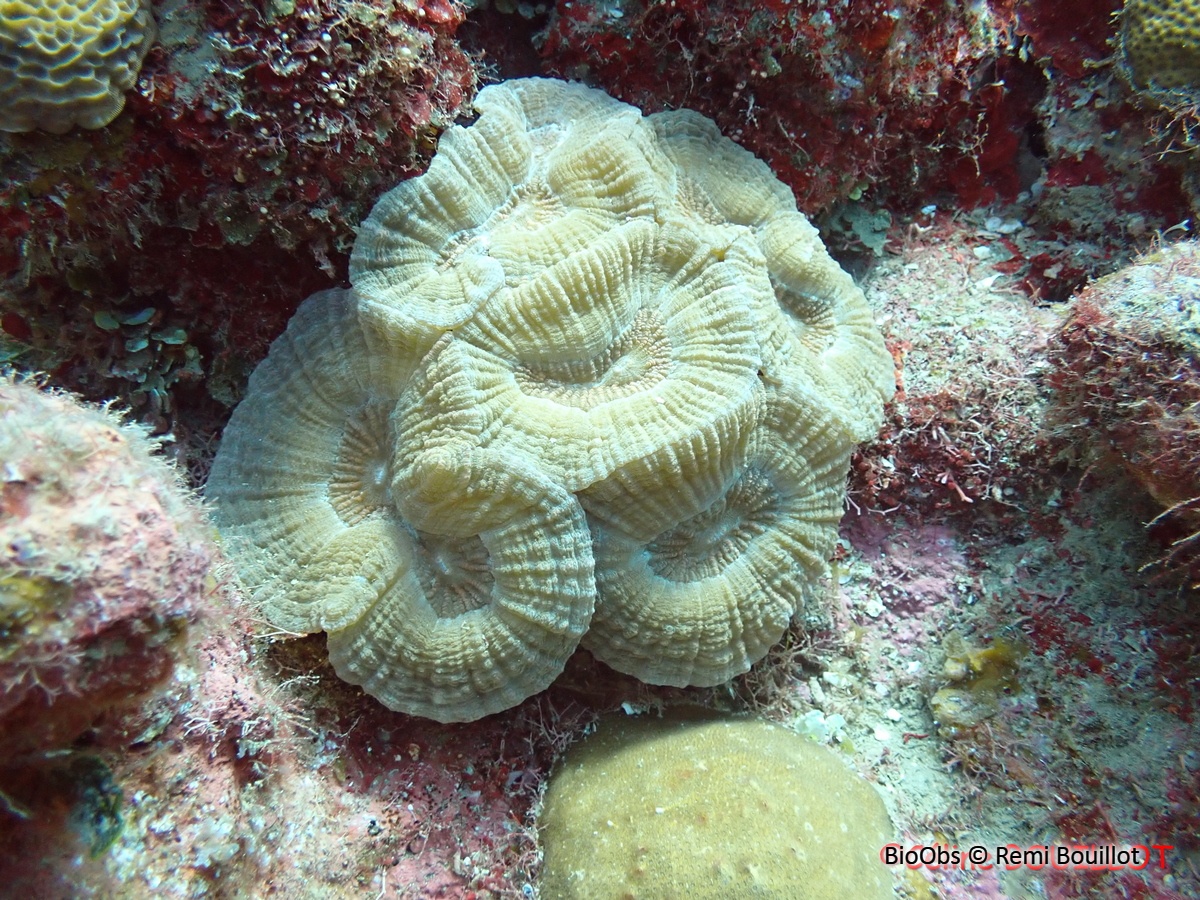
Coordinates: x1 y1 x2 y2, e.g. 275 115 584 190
392 221 766 494
582 377 855 686
208 78 894 722
0 0 155 133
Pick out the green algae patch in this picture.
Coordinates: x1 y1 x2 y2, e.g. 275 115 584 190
538 709 894 900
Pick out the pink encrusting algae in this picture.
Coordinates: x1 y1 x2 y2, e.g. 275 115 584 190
0 378 211 759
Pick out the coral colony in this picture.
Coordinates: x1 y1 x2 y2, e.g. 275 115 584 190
1 1 1199 899
206 78 893 722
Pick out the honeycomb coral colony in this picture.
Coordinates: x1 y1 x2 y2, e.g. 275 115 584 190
207 78 894 722
0 0 155 133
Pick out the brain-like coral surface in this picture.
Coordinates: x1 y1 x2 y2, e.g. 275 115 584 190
537 709 894 899
1120 0 1200 97
0 0 155 133
207 78 894 723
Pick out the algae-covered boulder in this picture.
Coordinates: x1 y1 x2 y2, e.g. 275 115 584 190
1049 240 1200 586
0 377 211 757
538 709 894 900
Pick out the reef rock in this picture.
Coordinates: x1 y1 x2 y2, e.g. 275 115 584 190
0 378 210 757
1050 239 1200 587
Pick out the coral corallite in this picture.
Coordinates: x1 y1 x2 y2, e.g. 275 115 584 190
0 378 212 757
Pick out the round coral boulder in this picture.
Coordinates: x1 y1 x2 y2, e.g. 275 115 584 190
537 709 895 900
0 378 212 756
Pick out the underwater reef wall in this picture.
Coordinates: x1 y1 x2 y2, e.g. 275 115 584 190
537 0 1194 297
0 0 477 441
2 0 1197 453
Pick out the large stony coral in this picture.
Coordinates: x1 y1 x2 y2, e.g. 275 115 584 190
207 78 894 722
537 709 894 900
1119 0 1200 115
0 0 155 133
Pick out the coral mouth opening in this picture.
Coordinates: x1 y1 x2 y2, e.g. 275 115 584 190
414 531 494 618
329 403 393 526
515 308 670 409
647 468 779 582
438 182 566 273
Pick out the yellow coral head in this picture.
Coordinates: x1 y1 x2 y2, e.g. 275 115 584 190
0 0 156 133
1120 0 1200 98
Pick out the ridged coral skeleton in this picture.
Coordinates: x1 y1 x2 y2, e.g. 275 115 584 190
1120 0 1200 96
0 0 155 133
207 77 894 722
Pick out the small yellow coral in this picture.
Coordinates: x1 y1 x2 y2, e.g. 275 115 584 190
1120 0 1200 96
0 0 155 133
539 710 895 900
